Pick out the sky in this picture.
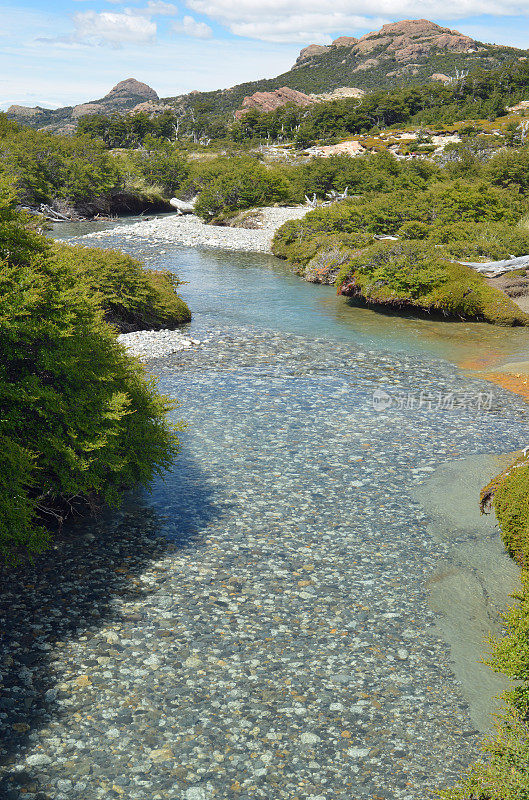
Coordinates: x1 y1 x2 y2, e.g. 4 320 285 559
3 1 529 110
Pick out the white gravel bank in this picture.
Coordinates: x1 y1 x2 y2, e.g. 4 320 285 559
118 329 201 360
78 206 309 253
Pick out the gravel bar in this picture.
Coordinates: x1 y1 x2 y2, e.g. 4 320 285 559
74 207 309 253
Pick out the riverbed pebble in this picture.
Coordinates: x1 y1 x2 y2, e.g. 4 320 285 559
117 329 202 359
2 238 529 800
73 206 309 253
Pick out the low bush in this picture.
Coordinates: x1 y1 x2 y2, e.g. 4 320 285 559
191 156 292 220
0 129 121 207
335 241 529 325
52 244 191 331
0 187 181 561
128 137 189 195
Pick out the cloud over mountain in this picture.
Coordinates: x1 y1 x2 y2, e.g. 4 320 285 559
186 0 529 42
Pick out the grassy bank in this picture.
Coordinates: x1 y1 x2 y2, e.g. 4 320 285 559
439 455 529 798
0 187 187 562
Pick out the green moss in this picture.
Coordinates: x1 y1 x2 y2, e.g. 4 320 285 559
439 456 529 799
0 197 181 561
52 243 191 331
336 241 529 326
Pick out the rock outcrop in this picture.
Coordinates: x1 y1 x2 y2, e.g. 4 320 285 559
353 19 476 60
312 87 364 102
8 78 159 130
294 19 478 70
235 87 315 119
6 104 42 118
296 44 331 65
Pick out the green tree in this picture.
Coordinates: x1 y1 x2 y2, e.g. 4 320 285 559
0 183 179 560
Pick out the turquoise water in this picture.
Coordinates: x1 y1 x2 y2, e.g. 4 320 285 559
41 225 529 798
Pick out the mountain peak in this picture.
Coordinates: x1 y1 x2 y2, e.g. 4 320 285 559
104 79 158 103
295 18 477 67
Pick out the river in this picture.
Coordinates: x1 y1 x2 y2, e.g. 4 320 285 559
4 222 529 799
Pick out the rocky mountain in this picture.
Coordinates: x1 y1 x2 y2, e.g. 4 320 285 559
7 79 163 132
166 19 526 123
295 20 476 69
6 20 528 131
234 87 316 119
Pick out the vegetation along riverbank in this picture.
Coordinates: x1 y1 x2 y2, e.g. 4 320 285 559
0 180 189 561
8 16 529 797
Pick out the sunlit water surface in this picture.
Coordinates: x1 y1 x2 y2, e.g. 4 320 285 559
41 219 529 798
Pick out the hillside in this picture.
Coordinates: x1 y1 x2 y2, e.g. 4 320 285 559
6 79 165 133
165 19 527 121
6 20 528 131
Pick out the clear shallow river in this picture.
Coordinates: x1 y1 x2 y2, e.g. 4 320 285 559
2 223 529 800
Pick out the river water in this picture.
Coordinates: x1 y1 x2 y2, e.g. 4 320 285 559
4 223 529 799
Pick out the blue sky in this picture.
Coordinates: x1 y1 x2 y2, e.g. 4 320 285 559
2 1 529 109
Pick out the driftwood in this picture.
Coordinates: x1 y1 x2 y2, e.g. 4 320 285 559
326 187 349 201
457 254 529 277
39 204 73 222
305 187 350 209
170 196 197 215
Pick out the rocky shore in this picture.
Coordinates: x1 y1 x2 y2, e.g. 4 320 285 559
117 330 202 360
77 207 309 253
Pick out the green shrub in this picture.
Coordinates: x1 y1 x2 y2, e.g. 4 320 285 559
398 220 430 239
129 137 189 195
0 129 121 206
52 243 191 331
273 181 527 257
192 156 292 219
425 221 529 261
336 240 529 325
486 147 529 193
0 187 180 560
271 209 374 268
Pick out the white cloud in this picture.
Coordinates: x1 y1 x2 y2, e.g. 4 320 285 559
73 11 157 44
135 1 179 16
229 14 387 44
186 0 529 42
172 15 213 38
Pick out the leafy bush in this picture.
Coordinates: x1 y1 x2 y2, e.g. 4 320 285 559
398 220 430 239
438 223 529 261
129 137 189 195
337 240 448 297
52 244 191 331
336 240 529 325
486 147 529 193
0 129 121 207
274 180 527 257
0 187 180 560
192 156 292 219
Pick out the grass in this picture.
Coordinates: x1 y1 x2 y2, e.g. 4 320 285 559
52 243 191 332
439 455 529 799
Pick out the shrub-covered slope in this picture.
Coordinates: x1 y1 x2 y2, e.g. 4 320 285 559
0 186 182 561
52 244 191 331
336 241 529 325
272 162 529 325
440 458 529 798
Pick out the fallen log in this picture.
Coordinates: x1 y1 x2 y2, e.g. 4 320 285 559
170 196 197 215
457 254 529 277
39 203 72 222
